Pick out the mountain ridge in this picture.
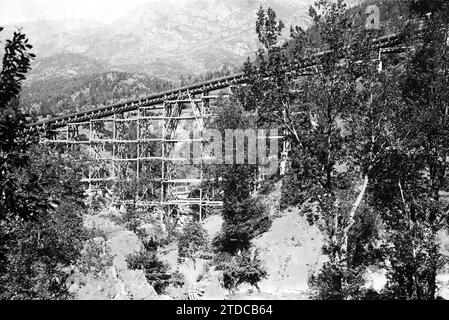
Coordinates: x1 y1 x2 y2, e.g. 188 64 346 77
2 0 315 81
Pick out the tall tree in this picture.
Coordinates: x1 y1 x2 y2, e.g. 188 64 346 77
239 0 414 299
0 28 87 299
368 0 449 299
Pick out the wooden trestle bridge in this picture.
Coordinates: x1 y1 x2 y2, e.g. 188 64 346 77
27 33 406 218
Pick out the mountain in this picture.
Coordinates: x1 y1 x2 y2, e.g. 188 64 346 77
0 18 104 57
20 71 173 117
1 0 315 81
95 0 313 75
5 0 406 119
27 53 110 82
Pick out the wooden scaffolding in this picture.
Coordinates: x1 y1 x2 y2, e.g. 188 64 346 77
45 91 226 220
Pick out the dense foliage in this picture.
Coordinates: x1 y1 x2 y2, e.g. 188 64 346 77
235 0 449 299
215 250 267 293
2 0 449 300
0 28 88 299
207 98 272 255
201 90 271 291
126 240 184 294
178 220 209 261
20 71 173 118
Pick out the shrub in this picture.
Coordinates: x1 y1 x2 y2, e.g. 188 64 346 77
0 145 88 299
83 226 107 240
215 250 267 293
142 238 160 252
125 219 141 234
258 179 276 195
169 271 185 288
308 262 366 300
178 220 210 262
78 238 113 278
126 249 178 294
126 250 167 274
214 198 271 254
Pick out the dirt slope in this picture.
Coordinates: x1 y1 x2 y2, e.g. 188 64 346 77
252 207 326 298
68 211 159 300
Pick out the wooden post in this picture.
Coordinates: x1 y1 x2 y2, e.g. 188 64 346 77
112 113 116 180
137 108 140 181
199 188 203 222
378 49 383 73
66 124 69 149
161 100 166 205
88 120 93 195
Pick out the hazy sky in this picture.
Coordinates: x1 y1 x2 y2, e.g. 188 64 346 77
0 0 193 25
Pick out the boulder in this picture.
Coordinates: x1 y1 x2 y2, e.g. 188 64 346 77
202 214 223 242
107 230 143 272
75 211 158 300
119 270 158 300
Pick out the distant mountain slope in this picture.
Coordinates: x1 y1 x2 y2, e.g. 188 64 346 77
0 18 105 57
27 53 111 81
21 72 173 117
11 0 409 119
2 0 410 82
2 0 315 81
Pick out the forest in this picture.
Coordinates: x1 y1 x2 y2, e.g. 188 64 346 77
1 0 449 300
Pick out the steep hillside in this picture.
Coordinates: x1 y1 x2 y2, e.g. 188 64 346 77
20 71 173 117
69 212 160 300
27 53 110 81
251 207 326 298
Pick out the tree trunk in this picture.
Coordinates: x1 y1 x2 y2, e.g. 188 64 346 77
342 174 369 259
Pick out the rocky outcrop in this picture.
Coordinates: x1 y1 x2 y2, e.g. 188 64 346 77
72 211 158 300
202 214 223 242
